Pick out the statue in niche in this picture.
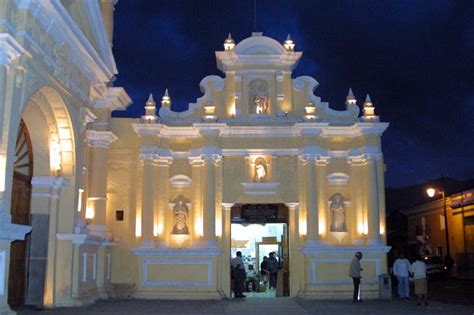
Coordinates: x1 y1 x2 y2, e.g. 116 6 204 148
253 157 267 182
330 193 347 232
172 197 189 235
249 79 270 114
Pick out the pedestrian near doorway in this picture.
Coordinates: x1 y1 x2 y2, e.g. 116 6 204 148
231 251 246 298
260 256 269 289
393 252 411 299
349 252 363 302
267 252 279 290
410 254 428 306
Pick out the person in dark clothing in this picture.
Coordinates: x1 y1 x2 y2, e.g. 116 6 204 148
231 251 246 298
260 256 269 289
267 252 279 290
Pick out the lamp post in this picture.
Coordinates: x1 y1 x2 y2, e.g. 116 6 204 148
426 175 452 263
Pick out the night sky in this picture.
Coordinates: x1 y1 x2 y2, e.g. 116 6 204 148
111 0 474 188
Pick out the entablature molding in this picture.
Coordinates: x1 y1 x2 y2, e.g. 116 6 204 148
129 121 389 140
86 130 117 148
139 146 173 165
347 152 383 165
6 0 116 84
91 87 131 111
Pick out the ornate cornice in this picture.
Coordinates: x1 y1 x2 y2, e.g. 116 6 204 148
132 122 162 136
91 87 131 111
0 212 31 241
0 33 27 66
31 176 69 190
86 130 118 148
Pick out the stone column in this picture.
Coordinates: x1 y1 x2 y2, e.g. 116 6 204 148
303 156 319 245
140 158 155 248
202 155 219 248
366 156 381 245
86 131 117 237
315 157 329 239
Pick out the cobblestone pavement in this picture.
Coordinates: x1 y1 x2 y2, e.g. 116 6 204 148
16 298 474 315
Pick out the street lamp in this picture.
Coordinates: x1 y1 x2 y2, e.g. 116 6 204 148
426 175 452 264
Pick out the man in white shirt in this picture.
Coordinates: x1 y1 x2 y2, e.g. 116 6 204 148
393 252 411 299
410 255 428 306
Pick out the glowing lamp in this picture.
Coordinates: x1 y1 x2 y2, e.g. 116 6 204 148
426 188 436 198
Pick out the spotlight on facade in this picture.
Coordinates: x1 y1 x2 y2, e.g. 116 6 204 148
224 33 235 51
85 207 95 224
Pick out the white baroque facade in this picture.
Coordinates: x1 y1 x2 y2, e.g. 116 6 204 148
0 1 390 312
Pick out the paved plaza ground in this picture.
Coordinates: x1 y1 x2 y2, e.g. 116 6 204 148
16 298 474 315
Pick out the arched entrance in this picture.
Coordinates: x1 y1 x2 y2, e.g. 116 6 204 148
8 120 33 307
6 86 77 308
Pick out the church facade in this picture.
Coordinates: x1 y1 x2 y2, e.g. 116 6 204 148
0 1 389 312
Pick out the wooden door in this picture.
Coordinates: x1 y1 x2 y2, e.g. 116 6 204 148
8 120 33 307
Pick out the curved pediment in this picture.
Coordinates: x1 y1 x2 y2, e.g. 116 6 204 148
234 34 286 55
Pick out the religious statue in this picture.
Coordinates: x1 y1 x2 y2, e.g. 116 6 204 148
172 198 189 234
330 193 347 232
254 94 269 114
253 158 267 182
249 79 270 114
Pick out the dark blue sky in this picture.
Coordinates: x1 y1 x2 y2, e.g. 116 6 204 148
112 0 474 188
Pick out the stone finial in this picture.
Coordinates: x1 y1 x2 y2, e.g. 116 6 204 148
345 88 356 108
283 34 295 51
224 33 235 51
142 93 157 122
362 94 379 122
161 89 171 107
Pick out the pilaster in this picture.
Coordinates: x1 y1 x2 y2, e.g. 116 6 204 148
348 156 365 245
366 156 381 245
140 158 155 248
201 155 220 248
315 156 330 240
155 156 172 247
85 130 117 237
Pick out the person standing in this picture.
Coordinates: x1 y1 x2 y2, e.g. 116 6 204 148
393 252 411 299
349 252 363 302
231 251 246 298
260 256 269 289
267 252 279 290
410 254 428 306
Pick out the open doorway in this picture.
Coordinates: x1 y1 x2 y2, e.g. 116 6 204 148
230 204 289 298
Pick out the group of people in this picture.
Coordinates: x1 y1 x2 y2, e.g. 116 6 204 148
350 252 428 306
392 253 428 306
231 251 280 298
